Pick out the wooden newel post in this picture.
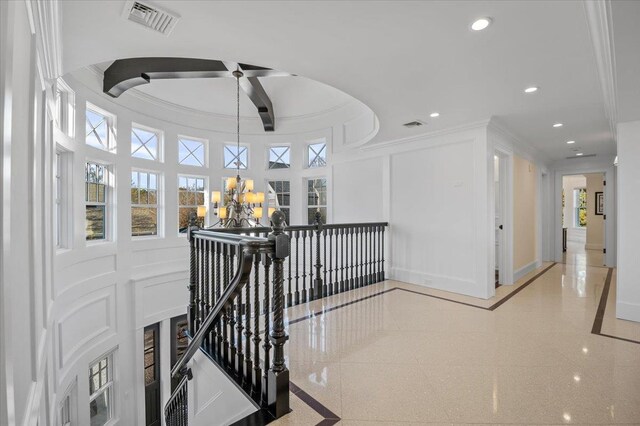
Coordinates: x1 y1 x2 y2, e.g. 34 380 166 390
187 211 200 336
313 211 324 300
267 210 290 418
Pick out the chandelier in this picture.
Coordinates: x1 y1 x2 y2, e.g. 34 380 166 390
208 70 273 228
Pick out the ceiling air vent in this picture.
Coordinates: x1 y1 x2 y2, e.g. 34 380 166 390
123 1 179 35
565 154 596 159
403 120 426 128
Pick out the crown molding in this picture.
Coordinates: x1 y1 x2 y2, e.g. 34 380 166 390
487 117 552 166
25 0 63 80
584 0 618 141
362 118 491 151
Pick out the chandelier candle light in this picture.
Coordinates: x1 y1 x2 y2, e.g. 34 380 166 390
208 69 269 228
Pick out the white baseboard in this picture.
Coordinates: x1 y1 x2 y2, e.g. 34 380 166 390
389 267 489 299
513 260 540 282
616 301 640 323
585 243 603 251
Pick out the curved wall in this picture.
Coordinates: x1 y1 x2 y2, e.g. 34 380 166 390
51 66 377 425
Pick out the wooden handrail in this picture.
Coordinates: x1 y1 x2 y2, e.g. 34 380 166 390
170 236 274 379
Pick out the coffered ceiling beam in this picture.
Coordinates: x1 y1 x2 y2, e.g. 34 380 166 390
103 57 289 131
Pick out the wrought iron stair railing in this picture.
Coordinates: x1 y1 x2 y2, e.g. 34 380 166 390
164 374 188 426
166 211 291 426
211 212 389 306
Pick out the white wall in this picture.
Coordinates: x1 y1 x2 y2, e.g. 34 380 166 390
616 120 640 322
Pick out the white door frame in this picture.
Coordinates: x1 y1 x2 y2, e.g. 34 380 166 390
553 167 616 266
494 148 514 285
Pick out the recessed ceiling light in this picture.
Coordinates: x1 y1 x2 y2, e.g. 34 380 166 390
524 86 538 93
430 112 440 118
553 123 563 128
576 153 584 156
566 140 575 144
471 17 492 31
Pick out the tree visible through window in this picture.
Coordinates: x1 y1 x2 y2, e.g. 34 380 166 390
178 175 205 232
131 171 159 237
574 188 587 228
85 162 108 240
307 177 327 224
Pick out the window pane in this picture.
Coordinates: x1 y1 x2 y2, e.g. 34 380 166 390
86 205 105 240
269 146 290 169
224 145 248 169
148 190 157 205
308 142 327 168
131 127 158 160
179 138 205 167
97 184 106 203
86 109 109 151
132 207 157 236
89 388 111 426
179 207 197 233
87 183 98 202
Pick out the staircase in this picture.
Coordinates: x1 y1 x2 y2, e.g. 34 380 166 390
164 211 388 425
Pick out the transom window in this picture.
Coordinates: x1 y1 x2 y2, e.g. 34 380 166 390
268 146 290 169
178 175 206 232
85 162 108 241
224 144 248 169
307 177 327 224
178 137 206 167
131 171 159 237
307 141 326 168
267 180 291 224
131 126 159 161
86 105 113 151
89 354 114 426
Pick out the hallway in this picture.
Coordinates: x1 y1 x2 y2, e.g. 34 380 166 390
276 262 640 425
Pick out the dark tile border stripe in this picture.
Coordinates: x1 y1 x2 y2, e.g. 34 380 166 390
283 263 559 424
592 268 640 345
396 262 557 311
290 382 340 425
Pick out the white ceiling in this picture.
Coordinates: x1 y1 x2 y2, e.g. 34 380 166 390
94 61 355 119
60 0 620 160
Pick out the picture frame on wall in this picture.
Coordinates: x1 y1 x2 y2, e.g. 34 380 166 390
595 191 604 215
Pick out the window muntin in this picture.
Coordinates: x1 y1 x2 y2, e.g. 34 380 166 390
307 177 327 224
267 180 290 225
85 162 108 241
178 137 205 167
86 106 113 151
307 142 326 168
224 144 248 170
131 171 159 237
55 152 63 247
574 188 587 228
89 354 113 426
268 146 290 169
178 175 206 232
131 126 159 161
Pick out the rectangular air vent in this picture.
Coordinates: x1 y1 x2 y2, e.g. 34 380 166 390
123 1 179 35
403 120 426 128
565 154 596 159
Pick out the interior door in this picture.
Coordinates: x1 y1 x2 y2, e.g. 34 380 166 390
144 323 161 426
170 315 189 392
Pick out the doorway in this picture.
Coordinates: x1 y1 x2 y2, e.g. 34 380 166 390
494 151 511 286
561 173 605 267
144 323 161 426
